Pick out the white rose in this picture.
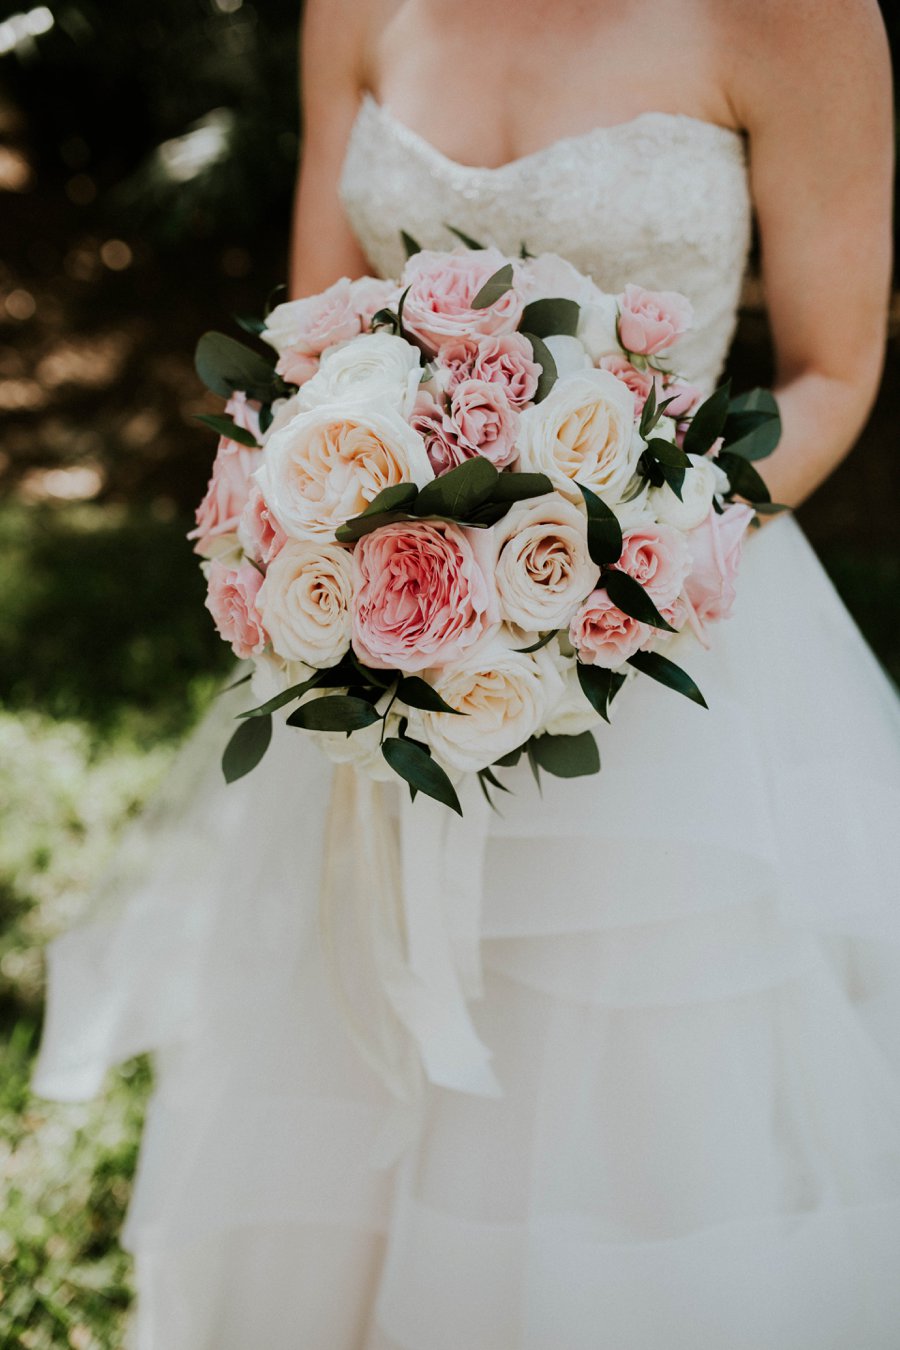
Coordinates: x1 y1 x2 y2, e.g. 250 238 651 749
261 392 305 444
543 334 592 378
420 641 564 773
256 404 433 540
493 493 599 632
249 649 311 703
577 291 621 360
297 333 423 418
256 540 353 667
614 477 656 531
518 253 598 305
516 368 640 507
543 658 603 737
305 687 399 782
649 453 730 530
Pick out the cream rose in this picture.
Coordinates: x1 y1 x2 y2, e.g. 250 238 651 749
649 453 730 530
420 641 563 773
543 334 592 378
493 493 599 631
256 540 354 667
296 333 423 417
577 291 622 361
256 405 433 541
543 656 605 737
516 368 640 505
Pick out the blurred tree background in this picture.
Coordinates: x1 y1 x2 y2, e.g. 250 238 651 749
0 2 897 1345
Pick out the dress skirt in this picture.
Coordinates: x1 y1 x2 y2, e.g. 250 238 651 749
33 512 900 1349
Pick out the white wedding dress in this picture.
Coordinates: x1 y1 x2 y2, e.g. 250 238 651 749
34 94 900 1349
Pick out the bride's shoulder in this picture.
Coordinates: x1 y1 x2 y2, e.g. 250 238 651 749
710 0 890 133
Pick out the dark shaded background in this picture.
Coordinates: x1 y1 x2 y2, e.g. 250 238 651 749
0 4 897 1346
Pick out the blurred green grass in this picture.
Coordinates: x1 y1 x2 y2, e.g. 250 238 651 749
0 501 230 1349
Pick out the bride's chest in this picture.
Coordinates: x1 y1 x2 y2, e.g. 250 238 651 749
339 96 752 300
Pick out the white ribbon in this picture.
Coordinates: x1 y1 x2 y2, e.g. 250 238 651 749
317 764 501 1170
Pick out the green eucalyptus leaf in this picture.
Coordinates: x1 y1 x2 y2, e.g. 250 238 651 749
752 501 791 515
519 240 534 259
413 455 499 518
494 745 524 768
397 676 462 715
335 509 411 543
644 437 690 469
577 482 623 566
382 737 462 814
195 413 260 448
514 630 560 654
530 730 600 778
638 380 665 438
195 331 277 401
604 569 677 632
445 223 486 250
576 663 617 723
488 471 554 505
401 229 422 258
479 765 512 793
658 462 687 501
718 451 772 504
519 297 579 338
723 390 782 461
235 314 266 337
682 381 731 456
523 331 558 402
626 650 708 708
217 670 252 696
222 714 272 783
470 263 515 311
362 482 420 516
236 673 323 718
258 403 274 435
286 695 382 733
264 283 287 318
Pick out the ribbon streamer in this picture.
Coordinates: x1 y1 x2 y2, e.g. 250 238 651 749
317 764 501 1170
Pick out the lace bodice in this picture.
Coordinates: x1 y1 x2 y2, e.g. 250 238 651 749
340 93 752 390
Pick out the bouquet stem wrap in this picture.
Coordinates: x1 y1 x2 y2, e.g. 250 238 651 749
318 764 501 1168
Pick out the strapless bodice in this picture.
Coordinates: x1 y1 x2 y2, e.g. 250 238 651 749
339 93 752 390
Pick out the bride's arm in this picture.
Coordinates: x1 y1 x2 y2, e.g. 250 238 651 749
287 0 374 298
725 0 893 509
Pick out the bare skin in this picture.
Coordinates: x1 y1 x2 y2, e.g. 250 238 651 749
290 0 893 509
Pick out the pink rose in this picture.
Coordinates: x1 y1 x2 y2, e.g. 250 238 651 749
263 278 361 375
400 248 524 353
205 559 267 660
189 440 261 557
599 355 658 415
237 483 288 567
225 391 262 443
351 520 499 671
437 333 540 408
662 380 702 420
349 275 404 327
276 351 319 387
570 591 647 668
410 391 466 476
616 524 690 610
684 504 753 629
617 284 694 356
447 378 519 468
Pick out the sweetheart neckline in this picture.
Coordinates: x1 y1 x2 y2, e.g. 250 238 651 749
358 91 745 179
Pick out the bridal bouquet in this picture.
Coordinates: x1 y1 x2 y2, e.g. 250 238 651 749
191 241 781 813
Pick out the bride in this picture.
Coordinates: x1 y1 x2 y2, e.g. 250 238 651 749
35 1 900 1347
